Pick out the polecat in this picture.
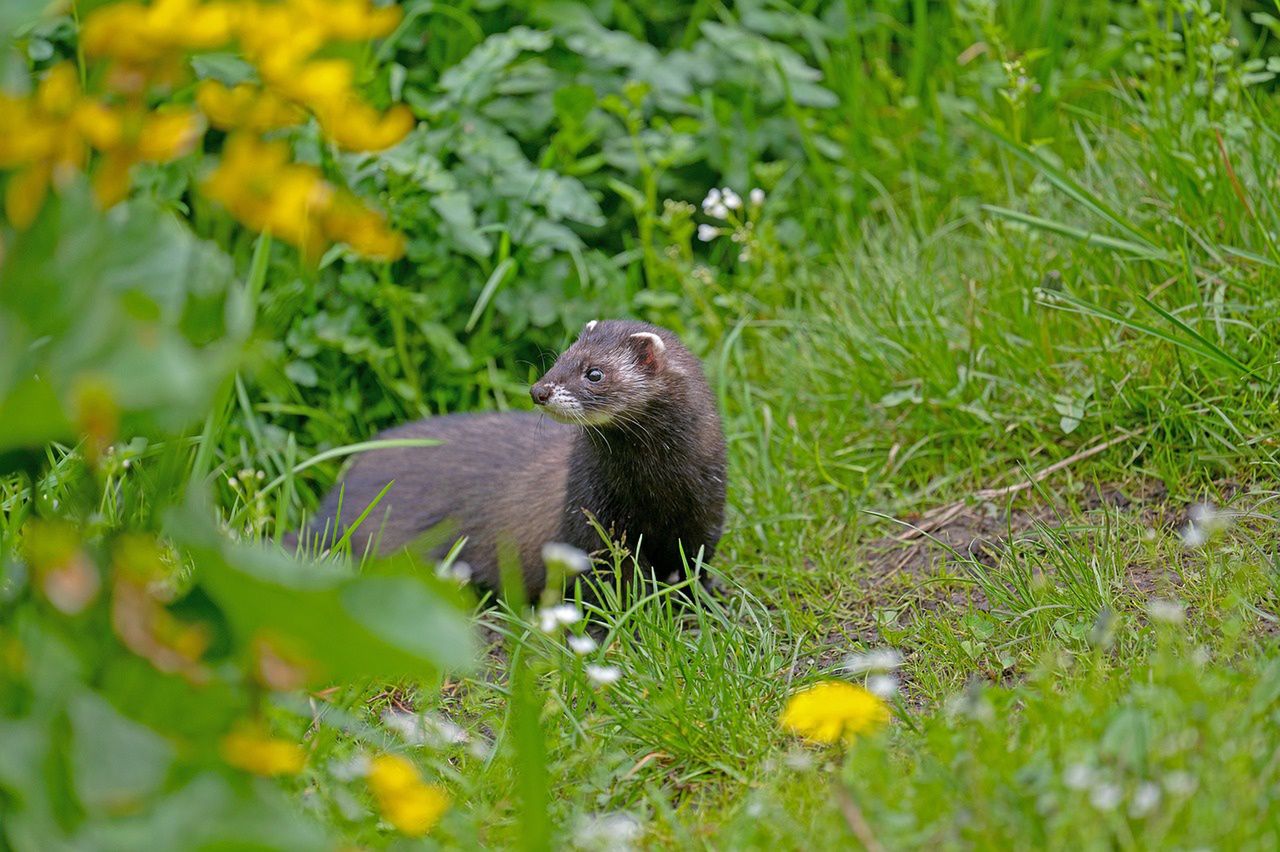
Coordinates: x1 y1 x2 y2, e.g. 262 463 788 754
303 320 727 596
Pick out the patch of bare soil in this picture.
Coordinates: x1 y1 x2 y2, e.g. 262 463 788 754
798 479 1276 679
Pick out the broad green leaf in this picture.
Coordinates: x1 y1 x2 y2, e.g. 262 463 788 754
69 692 174 815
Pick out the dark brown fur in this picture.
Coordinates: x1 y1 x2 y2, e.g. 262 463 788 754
305 320 727 596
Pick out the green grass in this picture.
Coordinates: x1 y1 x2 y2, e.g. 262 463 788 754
7 0 1280 848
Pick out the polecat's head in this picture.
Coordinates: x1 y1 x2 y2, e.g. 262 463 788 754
530 320 675 426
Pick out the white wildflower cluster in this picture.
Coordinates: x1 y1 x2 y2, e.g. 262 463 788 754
698 185 767 262
1179 501 1231 549
382 709 469 747
1061 763 1179 819
843 646 904 698
226 467 267 491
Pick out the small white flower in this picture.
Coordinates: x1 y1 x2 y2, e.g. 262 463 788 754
1090 783 1123 811
122 458 131 469
1130 782 1161 818
1188 502 1218 526
697 224 721 242
1163 771 1197 796
842 648 904 675
227 476 239 488
708 202 729 219
782 747 815 771
1180 522 1208 548
568 634 598 655
1064 763 1093 790
1146 598 1186 625
539 609 560 633
542 542 591 576
585 664 622 685
700 188 721 210
722 188 742 210
381 710 426 744
867 674 899 698
573 812 642 851
737 249 750 262
749 187 765 206
328 753 371 781
539 603 584 633
436 560 472 584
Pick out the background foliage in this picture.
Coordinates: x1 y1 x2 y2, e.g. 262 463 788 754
3 0 1280 848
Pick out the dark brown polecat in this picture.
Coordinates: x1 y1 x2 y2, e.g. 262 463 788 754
303 320 727 596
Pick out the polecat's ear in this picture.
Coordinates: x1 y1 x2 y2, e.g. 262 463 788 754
584 320 598 332
628 331 666 371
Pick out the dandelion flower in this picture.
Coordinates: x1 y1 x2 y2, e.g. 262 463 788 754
367 754 450 837
780 681 889 744
221 725 306 776
568 634 598 655
586 664 622 685
697 224 721 242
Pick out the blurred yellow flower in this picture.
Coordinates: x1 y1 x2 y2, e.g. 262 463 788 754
203 134 403 260
780 681 890 745
318 101 414 152
293 0 401 40
82 0 235 65
323 200 406 260
196 81 304 133
0 64 93 227
23 520 100 616
221 724 307 776
367 754 450 837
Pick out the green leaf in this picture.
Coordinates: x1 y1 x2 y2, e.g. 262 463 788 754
167 505 476 681
69 692 174 815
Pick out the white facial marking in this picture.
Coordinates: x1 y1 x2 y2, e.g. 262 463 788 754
629 331 665 353
542 385 616 426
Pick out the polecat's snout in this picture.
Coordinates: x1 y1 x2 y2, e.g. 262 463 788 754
530 383 552 405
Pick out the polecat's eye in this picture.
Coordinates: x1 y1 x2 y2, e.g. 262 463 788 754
585 368 604 383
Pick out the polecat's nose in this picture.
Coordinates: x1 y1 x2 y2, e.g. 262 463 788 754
531 384 551 405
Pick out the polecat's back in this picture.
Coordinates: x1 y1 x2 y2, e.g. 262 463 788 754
310 412 574 580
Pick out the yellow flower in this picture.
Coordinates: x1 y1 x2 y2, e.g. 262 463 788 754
196 81 304 133
81 0 235 65
91 107 204 207
221 724 307 776
203 133 403 260
780 681 890 745
367 754 450 837
0 64 93 227
317 100 414 152
323 197 405 260
290 0 402 40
